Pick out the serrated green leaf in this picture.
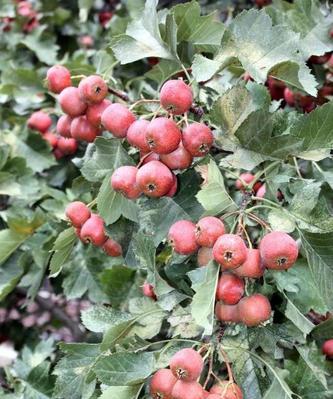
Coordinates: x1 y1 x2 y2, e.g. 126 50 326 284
99 385 142 399
50 228 76 277
0 229 29 265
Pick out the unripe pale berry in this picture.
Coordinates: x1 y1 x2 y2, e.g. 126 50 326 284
150 368 177 399
78 75 108 104
322 339 333 359
57 137 78 155
43 132 58 149
182 122 214 157
165 174 178 197
195 216 225 247
101 103 136 138
111 166 141 199
59 87 87 117
238 294 271 327
103 238 122 257
235 173 255 190
210 382 243 399
46 65 72 94
142 282 156 300
215 302 240 323
65 201 91 228
197 247 213 267
259 231 298 270
86 99 111 127
136 160 174 198
256 184 266 198
80 214 107 246
160 144 193 170
170 348 203 381
70 116 100 143
234 249 264 279
27 111 52 133
216 273 245 305
213 234 247 269
57 115 73 138
160 79 193 115
146 117 181 154
168 220 199 255
172 381 205 399
126 119 150 152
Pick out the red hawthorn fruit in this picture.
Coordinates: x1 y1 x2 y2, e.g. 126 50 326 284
57 115 73 138
140 151 160 165
170 348 203 381
59 87 87 117
259 231 298 270
255 184 266 198
215 302 240 323
27 111 52 133
309 53 331 64
57 137 78 155
195 216 225 247
235 173 255 190
210 381 243 399
46 65 72 94
23 17 38 33
267 77 285 100
238 294 272 327
216 273 245 305
70 116 100 143
159 79 193 115
43 132 58 149
86 99 111 128
150 368 177 399
197 247 213 267
322 339 333 359
101 103 136 138
165 174 178 197
65 201 91 228
148 57 159 66
79 35 94 48
160 144 193 170
99 11 113 27
318 85 333 98
172 381 205 399
284 88 295 106
53 148 65 160
168 220 199 255
255 0 272 7
207 395 221 399
17 1 33 17
136 160 174 197
253 181 262 193
111 166 141 199
103 238 122 257
243 72 253 82
142 282 156 299
145 117 181 155
80 214 107 246
78 75 108 104
234 249 265 279
182 122 214 157
213 234 248 269
126 119 151 152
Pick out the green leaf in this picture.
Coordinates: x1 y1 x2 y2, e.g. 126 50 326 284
24 361 55 399
0 229 29 265
267 209 296 233
49 228 76 277
284 294 314 335
312 318 333 342
21 27 59 65
99 385 142 399
81 305 132 333
0 253 24 301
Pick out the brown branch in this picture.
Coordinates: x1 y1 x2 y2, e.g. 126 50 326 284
108 87 129 102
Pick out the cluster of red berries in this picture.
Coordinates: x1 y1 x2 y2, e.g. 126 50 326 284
234 172 283 201
1 1 39 33
168 216 299 327
150 347 242 399
65 201 122 257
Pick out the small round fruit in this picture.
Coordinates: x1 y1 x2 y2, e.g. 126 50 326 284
57 115 73 138
182 122 214 157
78 75 108 104
126 119 150 152
86 99 111 127
160 144 193 170
54 148 65 160
216 273 245 305
140 151 160 165
235 173 255 190
136 160 173 198
215 302 240 323
27 111 52 133
322 339 333 359
103 238 122 257
160 79 193 115
213 234 247 269
65 201 91 228
259 231 298 270
46 65 72 94
165 174 178 197
80 215 106 246
70 116 100 143
210 381 243 399
256 184 266 198
142 282 156 299
238 294 271 327
57 137 78 155
43 132 58 149
284 88 295 106
195 216 225 247
197 247 213 267
150 368 177 399
168 220 199 255
111 166 141 199
101 103 136 138
146 117 181 154
170 348 203 381
59 87 87 117
207 395 221 399
172 381 204 399
234 249 264 279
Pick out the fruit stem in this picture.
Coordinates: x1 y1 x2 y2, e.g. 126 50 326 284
71 74 87 80
181 63 192 82
108 87 129 102
312 161 323 173
129 98 160 110
87 198 97 208
293 157 303 179
203 349 214 389
219 346 234 383
247 212 272 231
137 151 153 168
249 160 281 189
250 196 280 208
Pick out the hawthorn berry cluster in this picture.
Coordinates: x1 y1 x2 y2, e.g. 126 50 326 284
235 172 283 201
150 347 243 399
65 201 122 257
1 0 39 33
168 216 299 327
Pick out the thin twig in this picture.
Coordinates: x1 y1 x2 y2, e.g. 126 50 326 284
220 346 234 383
108 87 129 102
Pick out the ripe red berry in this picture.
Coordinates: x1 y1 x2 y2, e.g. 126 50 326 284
216 273 245 305
99 11 113 27
165 174 178 197
101 103 136 138
17 1 34 17
215 302 240 323
127 119 151 152
197 247 213 267
234 249 264 279
160 144 193 170
80 214 107 246
235 173 255 190
309 53 331 64
267 77 285 100
46 65 72 94
160 79 193 115
182 122 214 157
78 75 108 104
256 184 266 198
86 99 111 127
65 201 91 228
57 115 73 138
146 117 181 154
27 111 52 133
79 35 94 48
284 88 295 106
238 294 271 327
150 368 177 399
170 348 203 381
168 220 199 255
322 339 333 359
136 160 174 198
259 231 298 270
111 166 141 199
43 132 58 149
71 116 100 143
172 381 205 399
54 148 65 160
213 234 247 269
195 216 225 247
142 282 156 299
140 151 160 165
210 381 243 399
59 87 87 117
103 238 122 257
57 137 78 155
206 395 221 399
